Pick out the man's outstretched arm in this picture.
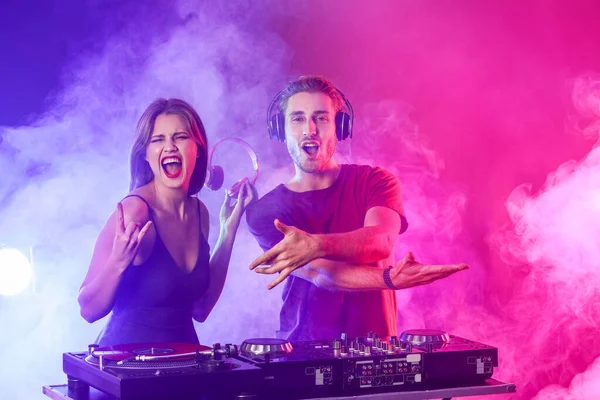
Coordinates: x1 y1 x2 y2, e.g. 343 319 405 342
254 252 469 291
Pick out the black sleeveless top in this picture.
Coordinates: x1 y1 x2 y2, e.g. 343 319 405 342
96 195 211 346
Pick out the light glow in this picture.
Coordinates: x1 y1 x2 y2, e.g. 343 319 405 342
0 248 33 296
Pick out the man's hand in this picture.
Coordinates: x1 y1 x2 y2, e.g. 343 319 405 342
390 252 469 289
250 220 321 288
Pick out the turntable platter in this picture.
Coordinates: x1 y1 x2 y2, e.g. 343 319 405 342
84 342 215 369
240 338 293 358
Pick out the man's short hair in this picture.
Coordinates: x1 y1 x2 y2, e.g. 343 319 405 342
278 75 345 115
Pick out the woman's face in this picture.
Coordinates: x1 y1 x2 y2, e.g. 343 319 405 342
145 113 199 191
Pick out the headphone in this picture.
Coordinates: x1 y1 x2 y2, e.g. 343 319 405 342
204 137 260 197
266 87 354 142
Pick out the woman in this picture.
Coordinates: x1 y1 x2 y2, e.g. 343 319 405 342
77 98 254 346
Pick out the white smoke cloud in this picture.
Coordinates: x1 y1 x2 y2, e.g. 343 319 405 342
489 74 600 397
532 356 600 400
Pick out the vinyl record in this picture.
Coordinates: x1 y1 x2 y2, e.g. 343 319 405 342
91 342 212 362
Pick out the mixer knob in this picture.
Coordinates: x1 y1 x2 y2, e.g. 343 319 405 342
225 344 238 357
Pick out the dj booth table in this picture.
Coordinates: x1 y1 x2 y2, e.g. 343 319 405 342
42 378 516 400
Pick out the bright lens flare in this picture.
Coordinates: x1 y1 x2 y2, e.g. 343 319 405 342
0 248 33 296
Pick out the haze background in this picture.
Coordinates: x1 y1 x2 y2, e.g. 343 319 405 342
1 1 600 399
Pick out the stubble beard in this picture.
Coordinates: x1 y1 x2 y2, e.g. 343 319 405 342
288 140 337 174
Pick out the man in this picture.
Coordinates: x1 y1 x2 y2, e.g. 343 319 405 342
245 75 467 342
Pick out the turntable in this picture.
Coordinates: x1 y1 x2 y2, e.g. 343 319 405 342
62 342 263 399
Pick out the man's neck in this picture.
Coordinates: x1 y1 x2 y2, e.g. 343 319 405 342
286 163 342 192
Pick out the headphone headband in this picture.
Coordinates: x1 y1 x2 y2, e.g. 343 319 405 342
205 137 260 196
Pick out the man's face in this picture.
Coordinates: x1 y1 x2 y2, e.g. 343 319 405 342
284 91 337 173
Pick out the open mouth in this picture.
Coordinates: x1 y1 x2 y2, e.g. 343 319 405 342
301 142 319 157
161 156 183 178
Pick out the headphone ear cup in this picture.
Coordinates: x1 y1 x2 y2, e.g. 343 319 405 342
268 114 279 141
269 113 286 142
335 111 353 141
205 165 224 191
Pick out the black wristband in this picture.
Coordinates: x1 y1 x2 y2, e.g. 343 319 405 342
383 266 399 290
